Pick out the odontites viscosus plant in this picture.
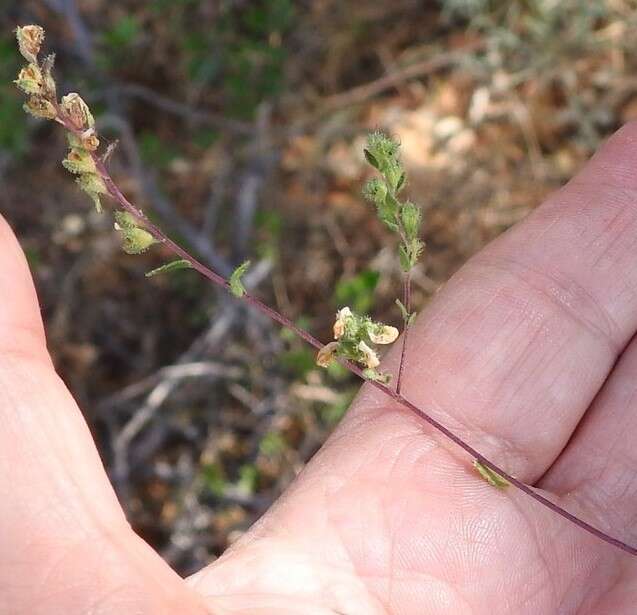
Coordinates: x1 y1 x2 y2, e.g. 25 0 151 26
12 24 637 558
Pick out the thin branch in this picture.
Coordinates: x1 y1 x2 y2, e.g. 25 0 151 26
396 270 411 394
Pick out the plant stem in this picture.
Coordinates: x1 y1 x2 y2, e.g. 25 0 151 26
396 270 411 394
58 114 637 558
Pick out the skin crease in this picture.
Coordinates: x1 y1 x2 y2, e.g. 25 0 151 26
5 126 637 614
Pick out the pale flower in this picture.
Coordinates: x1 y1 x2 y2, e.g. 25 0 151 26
316 341 339 367
333 306 353 340
369 325 399 345
358 341 379 369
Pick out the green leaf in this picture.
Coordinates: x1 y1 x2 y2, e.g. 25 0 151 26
473 460 510 489
145 259 192 278
395 298 409 321
363 148 380 170
396 171 406 193
229 260 250 297
376 193 400 232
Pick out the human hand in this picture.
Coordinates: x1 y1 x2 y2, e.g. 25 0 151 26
3 124 637 614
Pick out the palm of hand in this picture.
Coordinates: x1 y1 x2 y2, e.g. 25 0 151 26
4 126 637 615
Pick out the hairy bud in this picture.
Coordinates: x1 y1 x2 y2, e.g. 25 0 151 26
400 202 422 240
62 148 97 175
113 211 157 254
362 178 387 205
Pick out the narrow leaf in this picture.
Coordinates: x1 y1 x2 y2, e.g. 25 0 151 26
364 148 380 170
362 368 391 383
473 460 510 489
395 298 409 321
230 260 250 297
145 259 192 278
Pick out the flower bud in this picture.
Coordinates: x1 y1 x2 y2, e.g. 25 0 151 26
362 178 387 205
114 211 137 229
16 25 44 64
14 64 43 95
23 96 56 120
366 131 399 165
400 202 422 240
119 227 157 254
77 172 106 195
61 93 94 129
113 211 157 254
76 173 107 213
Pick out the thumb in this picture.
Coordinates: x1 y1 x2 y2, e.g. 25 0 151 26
0 215 206 614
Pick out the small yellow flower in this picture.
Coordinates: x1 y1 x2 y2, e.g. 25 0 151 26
368 325 399 345
16 25 44 64
316 341 339 367
79 128 100 151
358 341 379 369
333 306 353 340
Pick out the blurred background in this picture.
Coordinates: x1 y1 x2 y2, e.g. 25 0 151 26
1 0 636 576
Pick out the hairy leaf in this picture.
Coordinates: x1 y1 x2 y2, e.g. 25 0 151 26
230 260 250 297
474 460 510 489
145 259 192 278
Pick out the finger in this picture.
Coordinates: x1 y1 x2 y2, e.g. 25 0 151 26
538 333 637 546
0 216 46 357
354 121 637 483
0 215 205 613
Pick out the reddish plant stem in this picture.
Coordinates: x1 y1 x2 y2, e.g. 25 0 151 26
76 126 637 557
396 271 411 395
